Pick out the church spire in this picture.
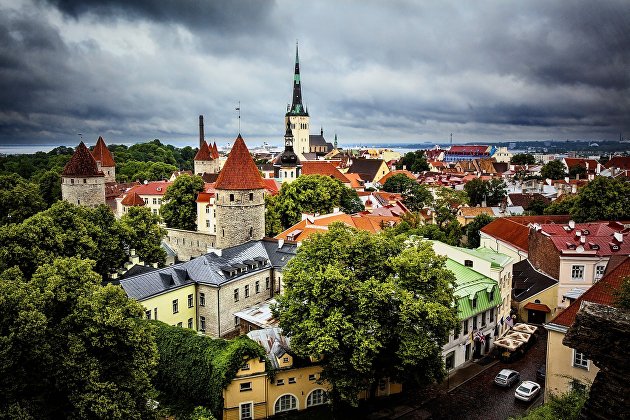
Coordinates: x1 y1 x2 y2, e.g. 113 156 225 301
287 42 308 116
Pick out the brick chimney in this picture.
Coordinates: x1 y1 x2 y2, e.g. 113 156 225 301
199 115 205 149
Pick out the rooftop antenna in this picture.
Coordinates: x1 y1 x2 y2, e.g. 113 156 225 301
235 101 241 134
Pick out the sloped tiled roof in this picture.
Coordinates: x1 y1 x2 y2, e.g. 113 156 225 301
480 215 572 252
347 158 387 182
343 172 365 189
539 221 630 257
512 259 558 302
508 193 551 208
459 207 494 218
194 141 213 161
550 257 630 328
445 258 501 319
126 181 172 196
121 191 145 206
447 145 490 155
211 142 220 159
262 178 280 196
301 161 350 183
605 156 630 170
215 135 266 190
62 142 104 177
564 158 600 172
92 136 116 167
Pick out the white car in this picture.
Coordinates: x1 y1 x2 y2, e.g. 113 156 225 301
514 380 541 402
494 369 520 387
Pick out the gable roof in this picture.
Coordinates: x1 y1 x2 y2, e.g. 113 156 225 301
215 135 266 190
121 191 145 206
508 193 551 208
62 142 104 177
458 207 494 218
445 258 501 319
604 156 630 170
301 161 350 183
126 181 172 196
512 259 558 302
347 158 387 182
550 256 629 328
92 136 116 167
194 141 213 161
537 221 630 257
211 142 220 159
480 215 572 252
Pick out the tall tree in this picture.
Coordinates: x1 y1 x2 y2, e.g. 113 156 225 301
510 153 536 165
436 187 469 208
465 213 494 248
0 258 158 419
396 150 430 172
541 160 567 180
569 164 587 179
402 183 432 211
161 174 205 230
120 207 167 266
570 176 630 222
463 178 488 206
382 173 415 193
35 169 62 207
274 225 458 406
486 178 507 206
0 174 47 225
544 194 578 215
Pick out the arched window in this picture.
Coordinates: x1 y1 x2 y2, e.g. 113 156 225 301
306 389 328 407
274 394 297 413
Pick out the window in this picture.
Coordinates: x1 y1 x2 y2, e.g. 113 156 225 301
240 402 252 420
288 377 296 384
464 259 473 267
574 351 589 369
463 320 469 335
83 178 87 183
177 322 182 327
188 318 193 329
245 285 249 298
206 207 210 214
188 294 193 308
152 209 158 215
472 296 478 309
200 316 206 332
199 293 205 306
240 382 252 392
453 327 459 340
308 374 316 381
154 308 158 320
153 198 157 205
571 265 585 280
274 394 297 413
445 351 455 370
276 379 285 386
172 299 178 314
234 316 239 326
595 265 606 280
481 312 486 327
249 192 253 201
473 316 478 330
283 357 289 363
206 220 210 228
266 277 270 289
490 308 494 323
489 289 495 302
234 288 239 302
307 389 328 407
241 363 250 371
230 194 234 202
70 178 74 184
255 281 260 294
145 310 151 320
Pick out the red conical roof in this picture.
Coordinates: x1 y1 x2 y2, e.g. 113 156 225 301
212 142 220 159
62 142 104 177
121 191 145 206
194 140 213 161
92 136 116 167
215 135 265 190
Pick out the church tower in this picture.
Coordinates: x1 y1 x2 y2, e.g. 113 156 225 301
194 116 220 175
284 42 310 156
274 121 301 183
91 136 116 183
214 135 266 249
61 141 106 207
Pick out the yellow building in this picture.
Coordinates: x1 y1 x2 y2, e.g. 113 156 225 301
140 283 197 329
512 259 558 324
223 328 401 419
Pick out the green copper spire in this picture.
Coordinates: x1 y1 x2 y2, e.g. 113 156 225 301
287 42 308 116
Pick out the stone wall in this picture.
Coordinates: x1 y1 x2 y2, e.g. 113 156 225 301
194 159 220 175
61 176 105 207
164 228 216 261
215 188 265 249
528 229 561 279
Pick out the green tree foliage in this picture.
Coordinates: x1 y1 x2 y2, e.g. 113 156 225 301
116 160 178 182
265 175 364 235
0 258 158 419
0 147 72 180
568 165 587 180
161 174 205 230
120 207 167 266
396 150 430 172
486 178 507 206
510 153 536 165
274 224 459 406
402 183 432 212
541 160 567 180
463 179 487 206
0 174 47 225
107 140 196 181
463 178 507 206
615 276 630 310
151 321 265 418
34 170 61 206
465 213 494 248
436 187 469 208
525 198 549 215
544 194 578 215
513 386 588 420
382 173 415 193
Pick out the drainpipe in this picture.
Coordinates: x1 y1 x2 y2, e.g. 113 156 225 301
217 285 221 337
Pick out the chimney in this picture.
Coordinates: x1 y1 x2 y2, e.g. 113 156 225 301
199 115 205 149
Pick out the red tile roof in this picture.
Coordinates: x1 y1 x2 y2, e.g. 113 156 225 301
62 142 104 177
121 191 145 206
480 215 572 252
126 181 172 196
551 257 630 327
262 178 280 196
447 145 490 155
605 156 630 170
211 142 220 159
378 170 417 184
215 135 266 190
523 302 551 313
564 158 599 172
195 192 215 204
92 136 116 167
194 141 213 161
539 221 630 256
301 161 350 183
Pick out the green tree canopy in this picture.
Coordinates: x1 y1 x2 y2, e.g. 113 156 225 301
161 174 205 230
465 213 494 248
544 194 578 216
396 150 430 172
436 187 469 208
541 160 567 180
510 153 536 165
265 175 364 235
569 176 630 222
34 169 62 207
0 174 47 226
0 258 158 419
120 207 167 266
382 173 416 193
568 164 587 180
463 178 506 206
274 224 458 406
402 183 432 212
463 179 487 206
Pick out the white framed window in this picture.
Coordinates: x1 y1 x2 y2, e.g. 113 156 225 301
241 363 250 371
276 379 284 386
199 293 205 306
240 382 252 392
274 394 297 413
288 377 296 384
240 402 253 420
307 389 328 407
573 350 589 369
571 265 585 280
595 265 606 281
200 316 206 332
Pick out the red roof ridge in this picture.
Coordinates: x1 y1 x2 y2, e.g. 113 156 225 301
92 136 116 167
215 135 265 190
62 142 104 177
194 141 213 161
212 142 220 159
121 191 145 206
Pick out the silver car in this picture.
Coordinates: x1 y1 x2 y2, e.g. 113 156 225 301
494 369 520 387
515 381 541 401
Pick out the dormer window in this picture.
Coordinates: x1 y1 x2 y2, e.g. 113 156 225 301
464 260 473 267
472 296 478 309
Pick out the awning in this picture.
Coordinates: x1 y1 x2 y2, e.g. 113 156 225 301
524 302 551 313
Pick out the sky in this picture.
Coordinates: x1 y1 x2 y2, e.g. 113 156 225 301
1 0 629 150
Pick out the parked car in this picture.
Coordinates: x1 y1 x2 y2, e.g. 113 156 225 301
494 369 520 387
536 364 546 382
515 381 541 402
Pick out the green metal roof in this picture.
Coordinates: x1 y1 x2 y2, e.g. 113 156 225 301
445 259 501 320
455 246 513 268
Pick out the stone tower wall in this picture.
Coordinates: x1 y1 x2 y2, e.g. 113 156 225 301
286 115 310 155
61 176 106 207
195 159 220 175
215 188 265 249
100 165 116 183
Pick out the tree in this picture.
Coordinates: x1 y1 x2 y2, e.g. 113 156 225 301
35 169 62 206
525 198 549 215
569 176 630 222
463 178 487 206
544 194 578 215
161 174 205 230
510 153 536 165
396 150 430 172
486 178 507 206
0 174 47 225
463 179 506 207
541 160 567 180
465 213 494 248
120 207 167 266
274 224 458 406
266 175 364 231
402 183 432 212
615 276 630 310
516 386 588 420
382 173 415 193
436 187 469 208
568 165 587 180
0 258 158 419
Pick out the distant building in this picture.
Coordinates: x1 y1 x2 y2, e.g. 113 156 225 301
444 145 495 162
61 141 106 208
